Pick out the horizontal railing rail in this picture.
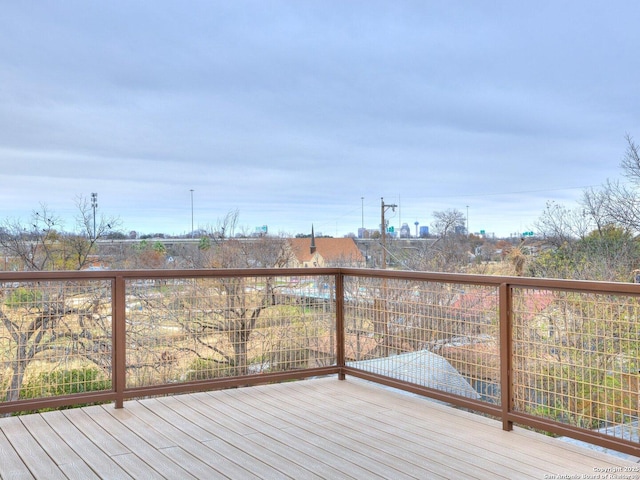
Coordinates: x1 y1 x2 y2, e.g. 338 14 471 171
1 268 638 457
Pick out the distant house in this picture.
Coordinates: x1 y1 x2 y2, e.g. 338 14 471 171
287 230 365 267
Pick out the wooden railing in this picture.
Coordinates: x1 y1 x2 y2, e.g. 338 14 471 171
1 268 639 457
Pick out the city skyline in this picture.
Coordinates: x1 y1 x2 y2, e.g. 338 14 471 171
0 189 567 239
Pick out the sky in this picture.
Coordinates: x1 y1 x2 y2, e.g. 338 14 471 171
1 1 639 238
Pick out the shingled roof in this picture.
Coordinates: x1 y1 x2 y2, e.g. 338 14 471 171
348 350 480 399
288 237 365 267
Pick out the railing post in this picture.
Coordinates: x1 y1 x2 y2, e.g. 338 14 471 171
499 282 513 431
335 271 346 380
113 275 127 408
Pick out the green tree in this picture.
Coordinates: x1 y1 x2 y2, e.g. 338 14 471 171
528 226 640 281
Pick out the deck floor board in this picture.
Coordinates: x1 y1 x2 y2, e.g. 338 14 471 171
1 376 638 479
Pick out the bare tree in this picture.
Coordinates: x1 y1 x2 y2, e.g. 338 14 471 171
586 135 640 233
198 214 290 374
534 201 590 247
417 209 471 272
431 209 466 238
69 195 121 268
0 200 120 271
1 281 113 404
525 135 640 281
596 179 640 232
145 210 292 377
580 187 609 236
620 133 640 182
0 205 62 271
0 200 119 405
530 198 640 281
198 277 276 376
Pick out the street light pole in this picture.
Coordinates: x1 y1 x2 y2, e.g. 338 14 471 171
190 189 194 238
466 205 469 236
91 192 98 240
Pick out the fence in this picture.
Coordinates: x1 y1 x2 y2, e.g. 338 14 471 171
1 268 639 456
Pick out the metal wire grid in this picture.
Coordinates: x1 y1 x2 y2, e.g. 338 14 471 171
0 280 113 404
343 276 501 404
124 275 336 388
511 287 640 439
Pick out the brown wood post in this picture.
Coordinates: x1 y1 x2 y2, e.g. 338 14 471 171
113 275 127 408
499 282 513 431
335 272 346 380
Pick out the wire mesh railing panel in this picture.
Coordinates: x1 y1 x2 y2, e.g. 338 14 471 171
0 280 113 405
124 274 336 388
512 287 640 442
2 267 640 457
343 276 500 404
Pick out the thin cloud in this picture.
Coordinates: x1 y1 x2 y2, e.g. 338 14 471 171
0 1 638 236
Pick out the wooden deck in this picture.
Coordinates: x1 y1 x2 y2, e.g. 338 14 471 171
1 377 638 479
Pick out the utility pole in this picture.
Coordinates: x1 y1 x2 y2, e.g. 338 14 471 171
380 197 397 269
379 197 397 358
